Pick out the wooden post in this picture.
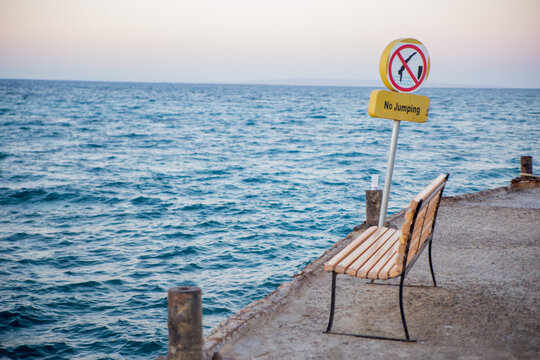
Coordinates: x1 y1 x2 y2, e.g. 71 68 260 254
167 286 203 360
512 156 539 189
521 156 533 175
366 190 383 227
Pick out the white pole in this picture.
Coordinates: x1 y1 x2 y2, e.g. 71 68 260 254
378 120 401 228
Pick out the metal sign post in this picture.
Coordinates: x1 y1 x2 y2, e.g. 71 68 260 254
378 120 401 227
369 38 431 228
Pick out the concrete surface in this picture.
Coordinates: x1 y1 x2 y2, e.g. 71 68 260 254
203 186 540 360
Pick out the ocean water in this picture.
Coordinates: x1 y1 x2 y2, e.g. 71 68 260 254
0 79 538 359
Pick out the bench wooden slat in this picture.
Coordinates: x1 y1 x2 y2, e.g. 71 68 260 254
407 228 434 266
410 206 427 241
394 240 408 276
400 200 419 243
409 214 426 257
376 249 399 280
394 200 418 274
323 226 378 272
335 228 391 274
411 173 447 204
408 191 441 259
346 228 398 276
361 230 401 279
388 262 401 278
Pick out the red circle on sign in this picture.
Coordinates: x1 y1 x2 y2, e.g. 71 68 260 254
388 44 427 92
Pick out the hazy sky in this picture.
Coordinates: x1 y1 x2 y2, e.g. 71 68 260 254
1 0 539 87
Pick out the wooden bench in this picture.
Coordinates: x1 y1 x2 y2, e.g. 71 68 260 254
323 174 449 341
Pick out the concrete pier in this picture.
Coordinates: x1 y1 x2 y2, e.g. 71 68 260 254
203 186 540 359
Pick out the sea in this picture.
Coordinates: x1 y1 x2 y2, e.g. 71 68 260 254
1 79 539 359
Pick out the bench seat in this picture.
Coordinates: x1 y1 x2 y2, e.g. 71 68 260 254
324 226 402 280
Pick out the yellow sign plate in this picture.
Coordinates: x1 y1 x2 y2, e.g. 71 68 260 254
368 90 429 123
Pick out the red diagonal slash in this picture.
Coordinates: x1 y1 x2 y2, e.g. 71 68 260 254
396 51 419 85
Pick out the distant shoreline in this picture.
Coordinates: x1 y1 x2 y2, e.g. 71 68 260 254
1 77 538 90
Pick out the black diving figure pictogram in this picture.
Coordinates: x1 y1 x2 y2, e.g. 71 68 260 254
398 52 417 82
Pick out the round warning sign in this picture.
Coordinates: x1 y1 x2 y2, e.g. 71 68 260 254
379 38 430 93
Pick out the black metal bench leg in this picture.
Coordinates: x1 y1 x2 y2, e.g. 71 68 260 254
428 240 437 287
399 274 411 340
324 271 416 342
325 271 337 333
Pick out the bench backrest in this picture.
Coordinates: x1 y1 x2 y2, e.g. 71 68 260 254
394 174 449 276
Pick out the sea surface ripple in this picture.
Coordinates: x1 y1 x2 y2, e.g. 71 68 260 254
1 80 539 359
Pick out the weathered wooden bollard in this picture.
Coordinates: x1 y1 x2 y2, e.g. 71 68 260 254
521 155 533 176
366 189 383 226
167 286 203 360
511 156 538 189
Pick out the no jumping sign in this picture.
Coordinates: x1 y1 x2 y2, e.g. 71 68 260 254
380 39 430 93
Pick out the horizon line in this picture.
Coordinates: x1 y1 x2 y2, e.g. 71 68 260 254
0 77 538 90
